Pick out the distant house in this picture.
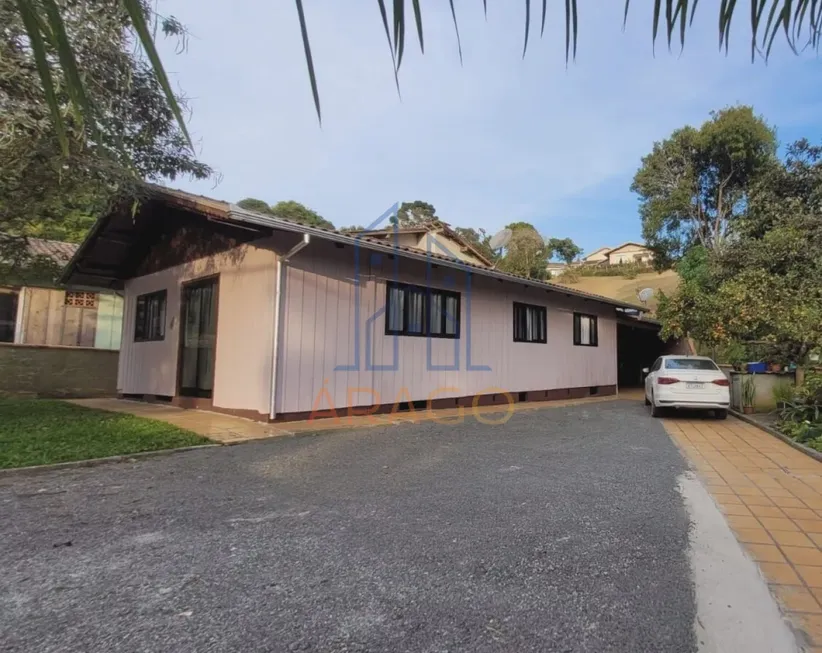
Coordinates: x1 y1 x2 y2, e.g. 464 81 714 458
581 247 612 265
0 237 124 349
579 243 654 267
350 223 494 268
605 242 654 266
545 262 567 278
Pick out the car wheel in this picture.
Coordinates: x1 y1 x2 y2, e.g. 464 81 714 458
715 409 728 420
650 395 663 418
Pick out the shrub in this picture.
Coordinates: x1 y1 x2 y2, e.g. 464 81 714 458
558 269 580 283
563 262 654 279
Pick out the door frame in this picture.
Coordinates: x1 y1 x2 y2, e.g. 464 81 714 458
176 274 221 402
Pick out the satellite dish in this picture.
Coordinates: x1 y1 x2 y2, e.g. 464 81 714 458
637 287 655 305
489 228 512 251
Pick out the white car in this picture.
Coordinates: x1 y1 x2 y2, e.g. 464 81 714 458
643 355 731 419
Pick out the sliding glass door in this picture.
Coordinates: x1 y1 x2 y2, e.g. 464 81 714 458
179 277 218 398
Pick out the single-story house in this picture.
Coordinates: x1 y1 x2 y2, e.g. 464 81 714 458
1 237 123 349
61 186 666 421
351 224 494 268
606 242 654 266
581 247 611 265
545 262 568 278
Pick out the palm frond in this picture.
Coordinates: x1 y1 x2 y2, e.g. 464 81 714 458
15 0 822 144
523 0 531 58
393 0 406 68
294 0 322 123
411 0 424 52
122 0 193 148
541 0 548 36
447 0 464 64
41 0 90 120
15 0 67 153
375 0 402 98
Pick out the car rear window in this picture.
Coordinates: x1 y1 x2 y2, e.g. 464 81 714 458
664 358 719 370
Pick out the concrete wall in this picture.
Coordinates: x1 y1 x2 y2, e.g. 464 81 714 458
0 342 118 397
730 372 796 412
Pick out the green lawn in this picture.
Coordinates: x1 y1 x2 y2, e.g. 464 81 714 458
0 397 209 469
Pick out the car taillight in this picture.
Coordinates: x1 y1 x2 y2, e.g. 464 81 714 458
657 377 680 385
712 378 730 386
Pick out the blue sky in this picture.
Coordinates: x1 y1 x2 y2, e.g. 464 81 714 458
156 1 822 257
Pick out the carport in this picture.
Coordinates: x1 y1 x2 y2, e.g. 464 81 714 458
616 315 669 388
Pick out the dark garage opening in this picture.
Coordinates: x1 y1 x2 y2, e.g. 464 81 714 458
617 320 668 388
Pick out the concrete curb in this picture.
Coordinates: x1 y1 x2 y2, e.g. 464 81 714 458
730 409 822 464
0 444 222 478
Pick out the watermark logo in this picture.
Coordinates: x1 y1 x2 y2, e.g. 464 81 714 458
308 381 515 425
334 203 491 374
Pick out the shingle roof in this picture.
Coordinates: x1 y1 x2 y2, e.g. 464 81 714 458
61 184 648 312
603 242 651 255
26 237 78 265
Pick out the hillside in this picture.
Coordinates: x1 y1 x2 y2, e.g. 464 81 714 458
552 269 680 313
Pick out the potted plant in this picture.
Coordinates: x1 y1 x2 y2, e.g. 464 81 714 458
742 375 757 414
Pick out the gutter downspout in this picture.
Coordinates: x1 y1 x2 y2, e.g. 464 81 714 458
269 234 310 420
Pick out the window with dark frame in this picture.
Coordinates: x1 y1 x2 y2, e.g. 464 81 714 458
134 290 167 342
513 302 547 343
385 282 460 338
573 312 598 347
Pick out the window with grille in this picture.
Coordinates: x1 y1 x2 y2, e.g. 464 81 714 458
573 312 598 347
513 302 547 343
65 291 97 308
134 290 167 342
385 282 459 338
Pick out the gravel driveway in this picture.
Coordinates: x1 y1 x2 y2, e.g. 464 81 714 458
0 400 695 652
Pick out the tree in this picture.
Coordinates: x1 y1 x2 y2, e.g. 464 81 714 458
15 2 818 159
235 198 334 229
497 222 548 280
237 198 275 215
1 0 209 282
547 237 582 264
658 139 822 365
632 106 776 269
393 201 437 227
272 200 334 229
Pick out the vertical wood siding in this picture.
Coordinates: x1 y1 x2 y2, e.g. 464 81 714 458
118 239 278 414
20 288 99 347
277 240 618 414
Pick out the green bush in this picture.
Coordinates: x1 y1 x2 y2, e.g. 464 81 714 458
776 371 822 450
772 381 796 406
557 269 580 283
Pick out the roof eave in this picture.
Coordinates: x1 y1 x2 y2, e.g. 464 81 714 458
228 205 646 313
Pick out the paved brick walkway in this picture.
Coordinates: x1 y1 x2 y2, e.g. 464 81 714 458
71 394 619 444
664 415 822 652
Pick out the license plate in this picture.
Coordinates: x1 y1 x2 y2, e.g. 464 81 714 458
686 382 704 390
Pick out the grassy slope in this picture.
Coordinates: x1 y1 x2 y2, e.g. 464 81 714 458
0 397 208 469
552 269 680 313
